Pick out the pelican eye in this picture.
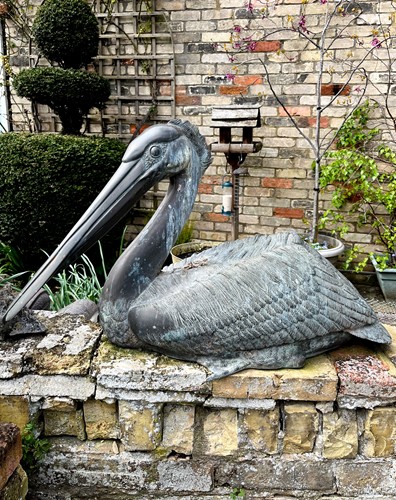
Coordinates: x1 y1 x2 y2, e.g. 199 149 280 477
150 145 162 157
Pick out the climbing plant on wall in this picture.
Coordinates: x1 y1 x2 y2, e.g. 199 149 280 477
219 0 396 252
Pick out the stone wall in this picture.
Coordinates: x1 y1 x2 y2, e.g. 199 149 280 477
2 311 396 498
4 0 396 255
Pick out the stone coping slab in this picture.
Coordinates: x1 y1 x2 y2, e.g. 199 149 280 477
212 354 338 401
91 338 210 393
1 315 396 405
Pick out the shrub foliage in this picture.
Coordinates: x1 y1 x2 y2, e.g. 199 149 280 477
0 133 126 270
13 68 111 135
32 0 99 68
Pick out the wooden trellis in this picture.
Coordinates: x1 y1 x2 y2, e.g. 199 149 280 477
93 0 176 140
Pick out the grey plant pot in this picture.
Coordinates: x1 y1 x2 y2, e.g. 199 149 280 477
317 234 345 264
371 255 396 301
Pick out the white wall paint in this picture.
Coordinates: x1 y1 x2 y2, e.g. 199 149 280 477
0 23 9 132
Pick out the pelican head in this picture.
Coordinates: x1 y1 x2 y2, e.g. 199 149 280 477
2 120 212 326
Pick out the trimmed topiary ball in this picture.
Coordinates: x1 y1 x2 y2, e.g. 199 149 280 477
32 0 100 68
0 133 126 270
13 67 111 135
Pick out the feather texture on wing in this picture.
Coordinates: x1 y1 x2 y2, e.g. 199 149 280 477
129 232 389 357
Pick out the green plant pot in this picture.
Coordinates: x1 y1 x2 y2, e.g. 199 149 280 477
371 255 396 301
170 241 220 264
317 234 345 264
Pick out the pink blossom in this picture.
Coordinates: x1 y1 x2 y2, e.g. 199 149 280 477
320 0 327 4
247 41 257 51
233 25 242 33
298 15 308 33
246 1 254 12
371 37 382 48
226 73 236 82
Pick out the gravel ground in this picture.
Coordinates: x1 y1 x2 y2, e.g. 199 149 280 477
357 285 396 325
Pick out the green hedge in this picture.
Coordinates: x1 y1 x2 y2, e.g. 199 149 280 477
0 133 126 271
32 0 99 68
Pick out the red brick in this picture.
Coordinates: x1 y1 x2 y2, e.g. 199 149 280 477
296 116 330 128
201 175 221 185
321 84 350 96
203 212 230 222
234 75 263 86
158 81 172 96
0 423 22 490
279 106 311 117
274 207 304 219
262 178 293 189
176 95 201 105
176 85 187 96
198 183 213 194
130 124 151 135
121 58 134 66
253 41 282 52
219 85 247 96
307 116 330 128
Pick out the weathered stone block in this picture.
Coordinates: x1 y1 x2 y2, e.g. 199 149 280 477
0 423 22 490
363 407 396 457
198 408 238 456
330 345 396 408
335 460 396 496
161 404 195 454
92 339 210 396
29 439 153 495
0 397 29 430
41 436 119 455
243 408 279 454
0 338 40 379
322 409 358 459
216 458 335 492
283 403 318 454
43 402 86 440
212 355 337 401
204 397 276 410
83 400 120 440
118 401 162 451
157 461 213 492
29 312 102 376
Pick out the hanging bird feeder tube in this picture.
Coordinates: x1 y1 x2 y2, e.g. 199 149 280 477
210 104 262 240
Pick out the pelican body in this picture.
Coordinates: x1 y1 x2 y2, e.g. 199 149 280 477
2 120 391 380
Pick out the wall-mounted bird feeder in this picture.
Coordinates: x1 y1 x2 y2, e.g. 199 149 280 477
210 104 262 240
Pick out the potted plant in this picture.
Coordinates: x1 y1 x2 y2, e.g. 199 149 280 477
319 100 396 299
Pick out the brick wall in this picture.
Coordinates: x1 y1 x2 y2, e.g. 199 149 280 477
4 0 395 255
2 311 396 497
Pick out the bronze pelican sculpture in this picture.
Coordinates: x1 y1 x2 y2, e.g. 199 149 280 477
2 120 391 380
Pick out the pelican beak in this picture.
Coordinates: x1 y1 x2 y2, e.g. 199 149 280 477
2 125 176 324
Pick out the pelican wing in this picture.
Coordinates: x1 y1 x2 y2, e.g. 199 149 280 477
129 233 390 357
